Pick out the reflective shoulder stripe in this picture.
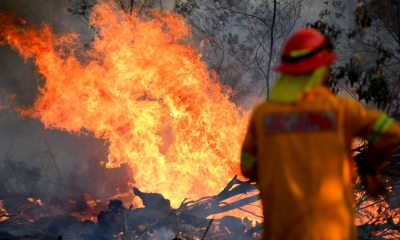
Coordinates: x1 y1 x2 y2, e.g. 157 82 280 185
366 113 394 144
241 152 257 168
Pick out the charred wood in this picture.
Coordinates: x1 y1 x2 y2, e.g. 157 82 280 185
178 176 259 218
358 218 400 239
133 187 172 214
0 176 261 239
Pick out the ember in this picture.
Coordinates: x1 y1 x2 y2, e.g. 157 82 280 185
0 200 9 222
27 198 44 207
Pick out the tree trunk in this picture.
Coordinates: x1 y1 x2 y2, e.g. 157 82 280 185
265 0 277 99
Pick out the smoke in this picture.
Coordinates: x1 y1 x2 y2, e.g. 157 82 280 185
151 227 175 239
0 0 132 205
0 0 92 102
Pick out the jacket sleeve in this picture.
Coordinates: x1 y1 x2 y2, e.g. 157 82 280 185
241 112 258 182
345 100 400 171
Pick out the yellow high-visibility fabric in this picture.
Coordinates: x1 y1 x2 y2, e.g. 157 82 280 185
270 66 328 103
241 86 400 240
241 152 257 168
367 113 394 144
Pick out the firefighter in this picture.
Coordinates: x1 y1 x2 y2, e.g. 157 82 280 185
240 28 400 240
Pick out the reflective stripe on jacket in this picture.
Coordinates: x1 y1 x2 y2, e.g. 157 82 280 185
241 86 400 240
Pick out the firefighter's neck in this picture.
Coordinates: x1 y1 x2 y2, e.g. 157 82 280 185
322 69 330 87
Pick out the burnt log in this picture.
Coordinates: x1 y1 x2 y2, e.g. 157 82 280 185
243 222 263 239
178 212 210 228
219 216 245 235
131 176 260 239
358 218 400 239
0 175 261 240
133 187 172 214
96 210 123 237
179 176 259 219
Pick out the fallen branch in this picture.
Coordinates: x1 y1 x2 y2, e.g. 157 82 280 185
180 176 259 218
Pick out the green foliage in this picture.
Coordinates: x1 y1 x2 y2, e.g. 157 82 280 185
306 10 341 41
355 6 372 31
307 3 396 109
174 0 199 18
332 56 391 108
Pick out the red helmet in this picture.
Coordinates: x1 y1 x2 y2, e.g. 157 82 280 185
275 28 337 74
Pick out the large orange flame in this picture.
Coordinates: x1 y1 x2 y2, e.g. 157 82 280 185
0 2 249 207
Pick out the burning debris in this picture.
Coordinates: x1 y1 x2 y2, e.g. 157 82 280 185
0 201 9 222
27 198 43 207
0 176 262 239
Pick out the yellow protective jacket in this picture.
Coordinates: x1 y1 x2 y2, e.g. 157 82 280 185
241 86 400 240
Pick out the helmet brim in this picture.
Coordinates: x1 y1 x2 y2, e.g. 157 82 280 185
275 51 337 74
